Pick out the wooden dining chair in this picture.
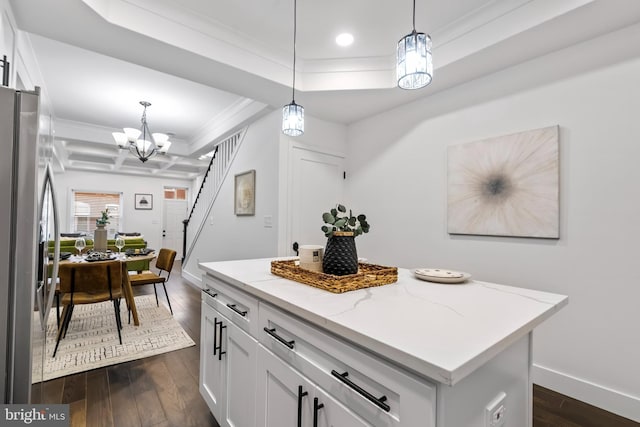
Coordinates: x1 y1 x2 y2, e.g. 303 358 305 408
53 260 123 357
128 248 176 315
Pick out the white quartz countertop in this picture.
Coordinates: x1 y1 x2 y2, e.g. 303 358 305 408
199 258 567 386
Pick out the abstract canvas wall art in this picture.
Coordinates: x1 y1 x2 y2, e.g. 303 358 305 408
447 126 559 238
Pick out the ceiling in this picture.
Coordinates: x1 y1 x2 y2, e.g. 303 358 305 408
9 0 640 178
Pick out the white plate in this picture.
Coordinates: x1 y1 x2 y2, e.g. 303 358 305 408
413 268 471 284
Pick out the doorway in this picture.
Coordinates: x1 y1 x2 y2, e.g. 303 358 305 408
163 188 188 259
286 145 345 255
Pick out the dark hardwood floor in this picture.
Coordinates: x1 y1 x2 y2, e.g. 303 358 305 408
533 384 639 427
32 262 638 427
32 261 219 427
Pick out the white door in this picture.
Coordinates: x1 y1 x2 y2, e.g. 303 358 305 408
289 146 345 255
163 199 187 258
199 302 225 418
223 321 257 427
255 345 315 427
314 386 371 427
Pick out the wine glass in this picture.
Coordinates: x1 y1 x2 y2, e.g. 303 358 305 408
115 237 125 258
74 237 86 258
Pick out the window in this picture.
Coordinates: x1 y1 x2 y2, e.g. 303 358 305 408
72 191 122 236
164 187 187 200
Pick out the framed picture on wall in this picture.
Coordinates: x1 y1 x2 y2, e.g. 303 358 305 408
234 170 256 216
134 193 153 210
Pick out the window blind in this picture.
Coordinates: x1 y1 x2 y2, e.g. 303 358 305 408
72 191 122 236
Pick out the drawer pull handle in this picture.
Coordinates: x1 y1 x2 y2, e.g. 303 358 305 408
297 386 308 427
313 397 324 427
263 327 295 349
226 303 248 317
203 289 217 298
331 370 390 412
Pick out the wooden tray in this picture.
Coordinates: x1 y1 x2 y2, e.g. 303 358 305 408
271 259 397 293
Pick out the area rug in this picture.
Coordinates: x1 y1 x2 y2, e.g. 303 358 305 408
32 295 196 382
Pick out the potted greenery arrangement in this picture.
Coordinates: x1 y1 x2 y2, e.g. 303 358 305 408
96 208 110 228
94 208 110 252
321 204 370 275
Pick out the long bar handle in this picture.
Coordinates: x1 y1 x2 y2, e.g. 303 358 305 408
215 319 226 361
226 303 247 317
331 370 390 412
263 327 295 349
213 317 219 355
313 397 324 427
297 385 308 427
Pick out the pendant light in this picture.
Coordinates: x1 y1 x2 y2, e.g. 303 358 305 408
112 101 171 162
397 0 433 90
282 0 304 136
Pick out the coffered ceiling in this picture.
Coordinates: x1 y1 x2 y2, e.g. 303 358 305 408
9 0 640 178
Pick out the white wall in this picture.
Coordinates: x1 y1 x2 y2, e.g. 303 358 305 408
346 52 640 420
54 170 192 251
182 111 281 284
183 111 349 285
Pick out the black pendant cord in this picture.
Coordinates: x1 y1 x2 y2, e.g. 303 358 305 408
412 0 416 31
291 0 297 103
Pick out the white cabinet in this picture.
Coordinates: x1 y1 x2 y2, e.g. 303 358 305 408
201 276 436 427
255 345 314 427
200 300 224 415
256 345 368 427
258 302 436 427
199 293 257 427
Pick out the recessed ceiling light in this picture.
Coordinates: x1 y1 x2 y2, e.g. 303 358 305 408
335 33 354 47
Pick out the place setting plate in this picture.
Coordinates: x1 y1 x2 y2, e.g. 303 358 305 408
412 268 471 284
85 252 117 262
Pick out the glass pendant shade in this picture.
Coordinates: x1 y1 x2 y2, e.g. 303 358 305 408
282 102 304 137
152 132 168 148
112 132 128 148
159 140 171 153
397 30 433 90
123 127 141 141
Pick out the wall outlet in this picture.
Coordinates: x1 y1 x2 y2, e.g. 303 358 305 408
484 392 506 427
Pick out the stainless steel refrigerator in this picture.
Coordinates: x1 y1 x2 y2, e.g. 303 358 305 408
0 85 60 403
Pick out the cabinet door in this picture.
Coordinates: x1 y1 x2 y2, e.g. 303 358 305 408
313 386 371 427
256 345 315 427
199 301 225 419
223 320 257 427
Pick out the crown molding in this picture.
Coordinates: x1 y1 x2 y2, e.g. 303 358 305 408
78 0 599 92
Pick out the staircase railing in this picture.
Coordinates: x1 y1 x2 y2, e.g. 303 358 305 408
182 129 246 264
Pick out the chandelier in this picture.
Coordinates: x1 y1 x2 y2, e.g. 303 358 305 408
112 101 171 162
282 0 304 136
397 0 433 90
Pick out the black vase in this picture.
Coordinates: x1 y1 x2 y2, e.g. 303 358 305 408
323 232 358 276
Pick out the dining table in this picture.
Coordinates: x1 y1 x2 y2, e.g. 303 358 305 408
55 251 156 326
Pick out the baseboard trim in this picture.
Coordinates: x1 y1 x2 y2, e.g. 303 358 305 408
532 364 640 422
181 270 202 290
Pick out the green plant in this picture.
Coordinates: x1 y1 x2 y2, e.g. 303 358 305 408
96 208 110 226
321 204 370 238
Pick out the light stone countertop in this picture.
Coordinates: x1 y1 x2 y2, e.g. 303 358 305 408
199 258 568 386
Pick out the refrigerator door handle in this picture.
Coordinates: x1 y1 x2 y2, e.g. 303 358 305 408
37 163 60 330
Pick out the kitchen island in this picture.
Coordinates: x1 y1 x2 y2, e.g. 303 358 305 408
199 258 567 427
